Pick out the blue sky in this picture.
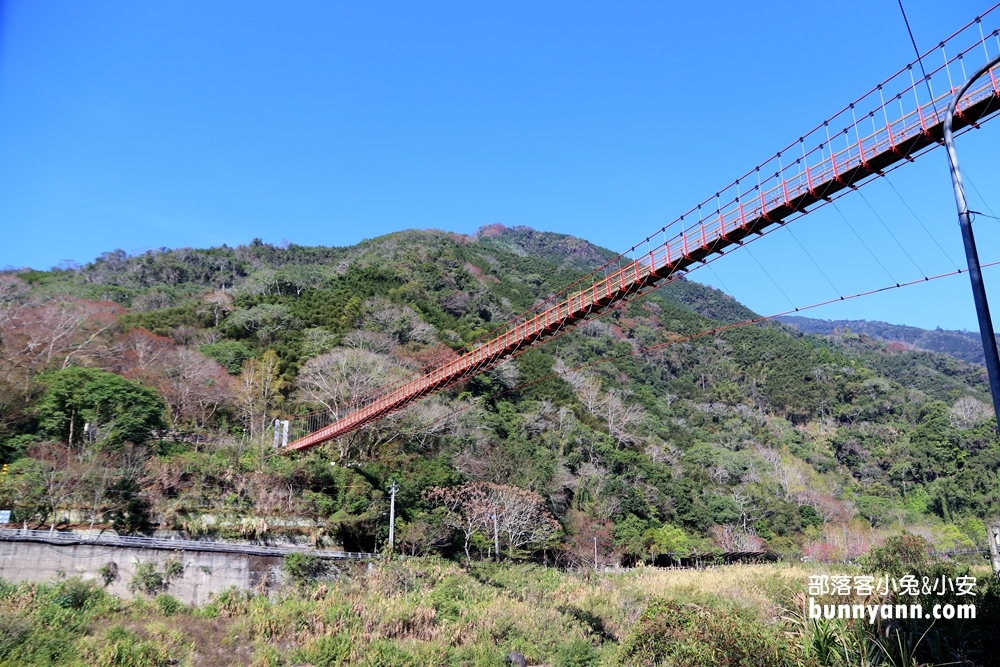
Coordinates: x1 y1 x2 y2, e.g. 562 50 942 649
2 0 1000 331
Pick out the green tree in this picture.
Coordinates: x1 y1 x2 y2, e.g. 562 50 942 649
36 367 167 447
109 476 155 535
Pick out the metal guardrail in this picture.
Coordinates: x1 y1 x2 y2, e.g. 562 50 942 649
0 528 373 560
931 548 989 556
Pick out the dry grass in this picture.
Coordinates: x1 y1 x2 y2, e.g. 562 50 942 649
0 559 829 666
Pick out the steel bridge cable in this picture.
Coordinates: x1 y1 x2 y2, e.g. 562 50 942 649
959 166 1000 219
856 188 928 277
784 225 843 298
288 162 979 448
705 263 737 301
419 259 1000 432
884 175 961 270
831 200 900 285
455 12 978 361
287 223 773 446
296 22 1000 423
289 42 1000 449
291 161 996 450
742 244 798 311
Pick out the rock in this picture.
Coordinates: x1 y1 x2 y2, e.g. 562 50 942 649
504 650 527 667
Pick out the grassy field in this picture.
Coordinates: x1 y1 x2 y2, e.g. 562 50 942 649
0 557 993 667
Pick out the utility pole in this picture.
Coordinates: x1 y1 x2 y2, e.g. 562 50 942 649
943 52 1000 427
387 480 399 555
943 53 1000 570
594 536 598 572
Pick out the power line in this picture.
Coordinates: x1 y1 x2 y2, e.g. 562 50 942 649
896 0 937 112
705 263 737 300
959 166 1000 220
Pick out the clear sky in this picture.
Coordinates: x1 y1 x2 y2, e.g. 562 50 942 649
2 1 1000 331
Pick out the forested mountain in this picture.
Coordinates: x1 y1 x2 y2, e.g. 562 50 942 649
1 224 996 562
778 314 997 366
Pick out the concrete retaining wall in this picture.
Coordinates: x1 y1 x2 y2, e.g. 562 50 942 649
0 540 283 605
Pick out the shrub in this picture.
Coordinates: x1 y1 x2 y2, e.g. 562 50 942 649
554 639 598 667
294 633 353 667
163 558 184 578
283 553 328 585
0 616 30 659
98 626 170 667
127 558 185 597
858 533 931 577
128 561 165 596
51 578 103 610
155 594 182 617
618 600 810 667
98 562 119 586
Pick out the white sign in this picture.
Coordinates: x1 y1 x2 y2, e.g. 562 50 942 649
0 510 11 524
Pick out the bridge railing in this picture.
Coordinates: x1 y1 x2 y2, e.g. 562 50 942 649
284 5 1000 451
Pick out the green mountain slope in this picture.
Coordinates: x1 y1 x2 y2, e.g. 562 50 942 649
0 225 996 562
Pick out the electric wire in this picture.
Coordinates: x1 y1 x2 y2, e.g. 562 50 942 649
971 211 1000 221
897 0 938 113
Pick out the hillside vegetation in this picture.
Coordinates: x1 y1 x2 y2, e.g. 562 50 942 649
778 315 999 366
0 225 997 565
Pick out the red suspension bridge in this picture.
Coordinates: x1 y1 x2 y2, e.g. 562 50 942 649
284 7 1000 453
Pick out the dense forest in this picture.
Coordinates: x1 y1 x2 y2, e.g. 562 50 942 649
1 224 997 564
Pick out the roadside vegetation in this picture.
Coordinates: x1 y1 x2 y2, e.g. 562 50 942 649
0 536 995 667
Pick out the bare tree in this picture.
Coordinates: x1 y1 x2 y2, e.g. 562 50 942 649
487 483 561 555
157 347 235 430
201 290 234 327
708 524 766 552
949 395 991 429
730 486 769 531
113 328 173 380
236 350 282 441
427 482 560 560
426 483 489 560
604 389 645 447
342 330 395 354
296 348 406 419
26 442 85 532
573 376 604 416
3 298 121 379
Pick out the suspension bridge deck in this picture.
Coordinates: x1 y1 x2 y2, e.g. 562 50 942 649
286 10 1000 452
